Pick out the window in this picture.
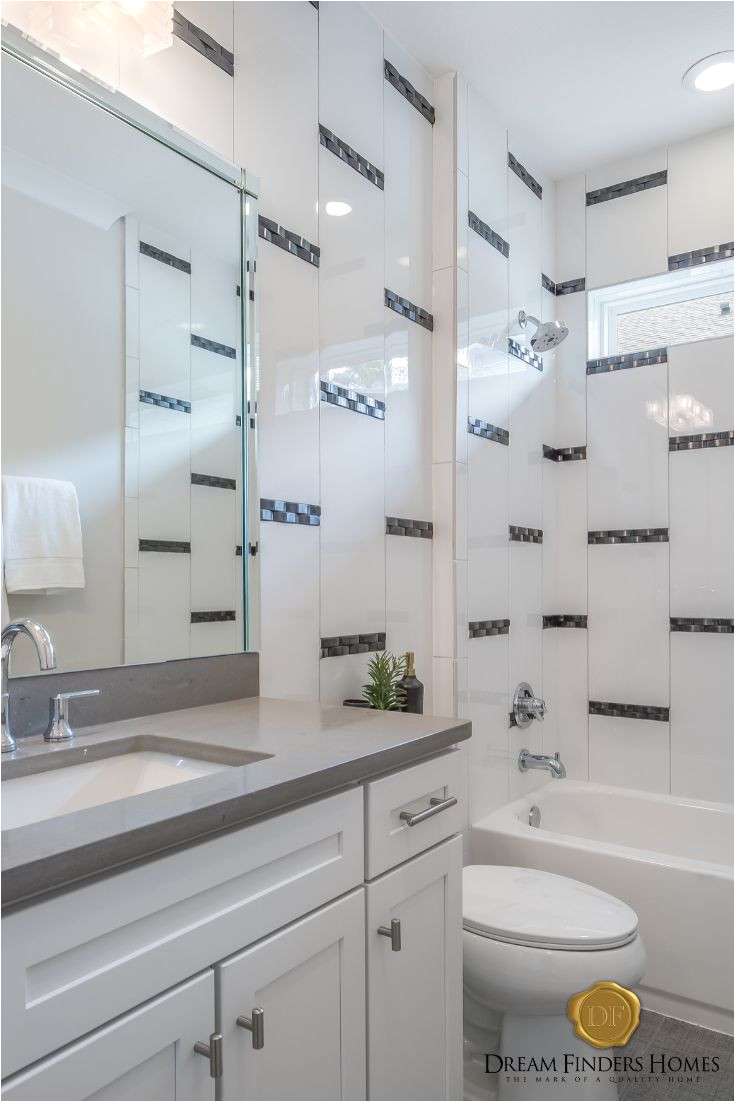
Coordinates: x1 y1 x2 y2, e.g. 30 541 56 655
587 260 734 358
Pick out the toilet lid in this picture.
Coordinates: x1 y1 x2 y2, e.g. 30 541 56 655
463 866 638 950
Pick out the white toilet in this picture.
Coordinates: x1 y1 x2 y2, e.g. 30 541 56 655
463 866 646 1102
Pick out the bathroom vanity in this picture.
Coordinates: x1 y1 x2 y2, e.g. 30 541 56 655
1 697 469 1100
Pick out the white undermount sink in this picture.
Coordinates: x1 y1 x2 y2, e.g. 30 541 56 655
1 736 270 830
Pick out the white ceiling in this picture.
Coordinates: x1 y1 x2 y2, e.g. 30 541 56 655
363 1 734 180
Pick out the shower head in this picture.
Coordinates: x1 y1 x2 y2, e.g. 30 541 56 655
518 310 569 353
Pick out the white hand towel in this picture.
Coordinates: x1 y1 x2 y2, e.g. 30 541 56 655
2 476 85 594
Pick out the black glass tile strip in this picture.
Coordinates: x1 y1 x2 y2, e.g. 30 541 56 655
587 347 667 375
320 380 385 419
542 273 556 295
139 539 191 554
670 617 734 633
258 214 320 268
588 528 669 544
191 610 236 624
668 242 734 270
508 152 542 199
586 170 667 207
320 632 386 658
384 289 433 331
139 389 191 413
469 619 510 640
508 337 543 372
192 473 237 490
172 8 234 75
261 498 321 525
543 444 587 462
543 614 588 629
191 334 236 359
385 517 433 539
235 545 243 556
555 276 585 295
319 124 384 190
469 618 510 639
669 430 734 451
309 1 319 8
139 240 191 274
468 210 509 258
509 525 543 544
589 701 669 722
384 59 435 124
468 416 509 445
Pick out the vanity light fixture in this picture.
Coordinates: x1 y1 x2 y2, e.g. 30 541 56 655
682 51 735 92
325 201 352 217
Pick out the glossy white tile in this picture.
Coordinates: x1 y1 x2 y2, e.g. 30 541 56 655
551 290 587 448
586 185 668 289
543 458 587 614
190 483 238 613
588 543 669 705
259 520 320 701
319 147 384 399
319 401 385 638
589 715 670 794
670 632 733 804
670 446 734 617
667 127 734 258
384 317 433 519
139 252 191 401
318 0 383 168
432 461 455 659
319 650 373 707
554 174 586 285
508 358 543 528
431 266 457 466
137 551 191 663
467 90 507 237
466 633 510 819
138 405 191 542
467 232 509 429
467 434 509 621
190 620 239 660
256 242 320 504
508 541 543 709
542 628 589 781
667 337 734 437
587 363 669 531
234 0 318 241
385 534 433 703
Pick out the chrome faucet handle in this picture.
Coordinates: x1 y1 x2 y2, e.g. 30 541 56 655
513 682 547 728
44 690 100 742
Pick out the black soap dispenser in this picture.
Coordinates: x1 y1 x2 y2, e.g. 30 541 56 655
399 652 424 714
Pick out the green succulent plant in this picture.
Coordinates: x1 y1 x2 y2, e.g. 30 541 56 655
362 651 407 711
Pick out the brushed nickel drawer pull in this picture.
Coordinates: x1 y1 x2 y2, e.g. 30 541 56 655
194 1033 223 1078
399 795 457 827
237 1007 265 1049
378 918 402 951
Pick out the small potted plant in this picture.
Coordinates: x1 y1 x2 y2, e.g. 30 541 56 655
343 651 407 710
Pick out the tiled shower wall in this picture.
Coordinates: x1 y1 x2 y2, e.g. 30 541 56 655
542 126 734 807
432 75 558 823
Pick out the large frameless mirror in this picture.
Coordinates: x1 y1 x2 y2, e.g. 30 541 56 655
1 43 255 675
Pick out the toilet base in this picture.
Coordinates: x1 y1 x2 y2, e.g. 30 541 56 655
464 1011 620 1102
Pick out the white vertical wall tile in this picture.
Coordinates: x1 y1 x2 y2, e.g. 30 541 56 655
467 233 509 427
385 319 433 519
468 436 509 621
318 0 383 167
667 337 734 436
587 364 669 530
670 633 733 803
586 186 668 289
234 1 318 240
466 634 510 821
319 149 384 398
432 461 455 659
256 243 320 504
432 73 457 274
139 253 191 401
260 522 320 701
551 290 587 447
543 459 587 613
456 267 469 466
670 447 734 617
137 552 191 662
386 535 433 703
542 628 588 781
667 127 734 257
190 483 237 612
320 402 385 637
589 715 670 793
588 543 669 705
190 621 238 659
554 174 586 285
467 90 507 237
138 405 191 542
432 266 457 466
319 651 373 707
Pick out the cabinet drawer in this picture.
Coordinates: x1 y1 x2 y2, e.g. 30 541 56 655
363 749 465 879
2 787 363 1077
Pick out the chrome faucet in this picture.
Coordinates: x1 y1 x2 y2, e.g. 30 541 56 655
518 749 566 779
513 682 546 728
1 619 57 753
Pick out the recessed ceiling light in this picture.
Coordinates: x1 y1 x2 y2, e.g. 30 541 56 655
325 201 352 217
682 51 735 92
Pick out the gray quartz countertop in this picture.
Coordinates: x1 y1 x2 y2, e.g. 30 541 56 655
1 696 470 907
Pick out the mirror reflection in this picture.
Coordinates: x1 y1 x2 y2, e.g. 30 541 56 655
1 54 248 675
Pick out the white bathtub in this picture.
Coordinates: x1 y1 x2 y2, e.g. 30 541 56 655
469 780 733 1033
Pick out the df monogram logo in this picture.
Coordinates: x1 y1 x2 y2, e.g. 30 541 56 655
567 981 641 1049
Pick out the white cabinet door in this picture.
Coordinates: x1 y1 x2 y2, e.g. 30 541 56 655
366 835 463 1101
1 971 215 1101
217 888 366 1101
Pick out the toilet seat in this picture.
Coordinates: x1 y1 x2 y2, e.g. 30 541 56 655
463 865 638 951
